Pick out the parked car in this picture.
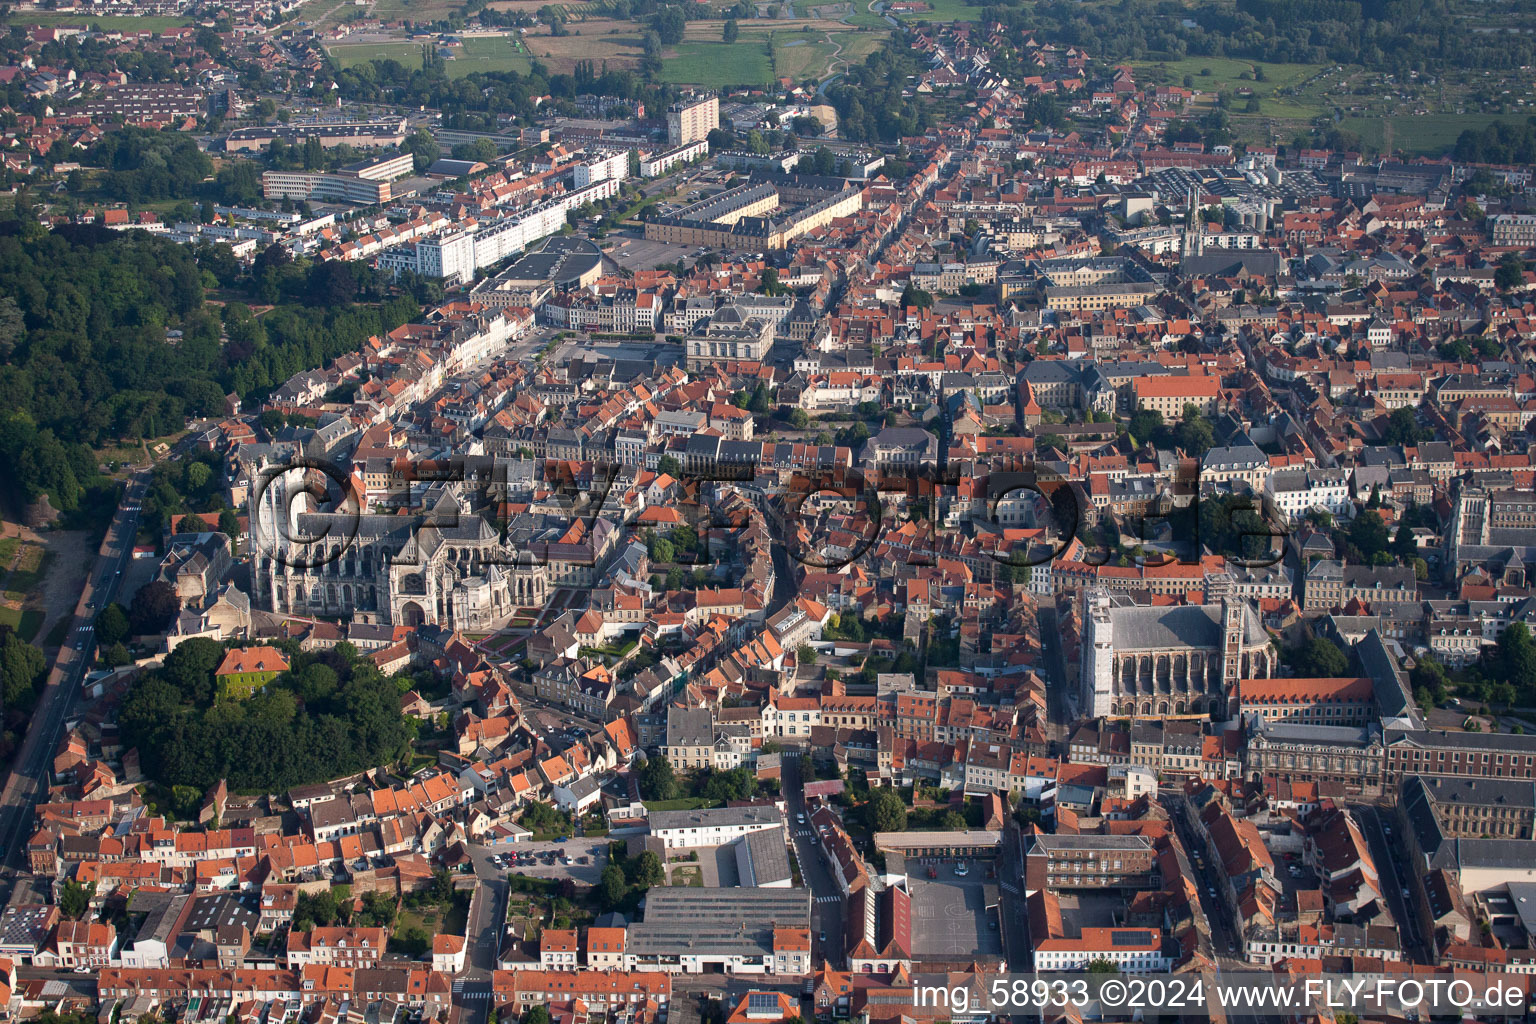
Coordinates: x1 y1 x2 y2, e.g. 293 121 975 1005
954 862 969 877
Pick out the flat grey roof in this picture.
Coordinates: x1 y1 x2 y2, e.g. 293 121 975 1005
628 887 809 956
739 826 792 887
875 830 1000 851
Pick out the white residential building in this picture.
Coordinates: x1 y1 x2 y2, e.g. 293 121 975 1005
648 805 782 850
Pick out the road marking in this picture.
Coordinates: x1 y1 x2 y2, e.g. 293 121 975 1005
814 894 842 903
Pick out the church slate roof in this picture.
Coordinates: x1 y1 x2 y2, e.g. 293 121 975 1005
1108 602 1265 651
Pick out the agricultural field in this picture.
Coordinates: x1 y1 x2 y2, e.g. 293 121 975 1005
888 0 982 23
522 17 645 71
659 38 775 86
369 0 474 21
1340 112 1511 156
650 16 885 86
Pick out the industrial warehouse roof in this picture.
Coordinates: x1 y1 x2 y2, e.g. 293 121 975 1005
627 888 810 956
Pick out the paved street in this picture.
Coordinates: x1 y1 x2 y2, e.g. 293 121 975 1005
1355 803 1427 962
1162 789 1247 965
463 877 507 979
782 755 846 967
0 470 147 890
1037 603 1073 745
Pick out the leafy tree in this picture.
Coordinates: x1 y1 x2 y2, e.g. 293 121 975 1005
651 6 686 43
1491 622 1536 691
1381 406 1428 446
637 755 678 801
0 629 45 710
900 282 933 309
629 850 665 888
293 888 340 930
394 925 431 957
128 580 180 635
1127 408 1164 446
96 603 130 646
176 512 210 534
101 642 132 668
118 639 416 792
1287 636 1350 677
864 786 907 832
1174 405 1215 456
1497 253 1526 292
656 455 681 477
404 129 440 172
1086 958 1120 974
788 408 810 429
354 890 397 928
451 138 498 163
162 637 224 706
526 1007 553 1024
599 863 627 908
1347 510 1391 564
58 879 95 920
797 644 816 665
701 766 757 803
723 18 739 42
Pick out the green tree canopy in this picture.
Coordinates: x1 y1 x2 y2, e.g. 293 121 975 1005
1287 636 1350 677
864 786 907 832
637 754 678 801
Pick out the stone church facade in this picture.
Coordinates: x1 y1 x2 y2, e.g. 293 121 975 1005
1080 574 1273 719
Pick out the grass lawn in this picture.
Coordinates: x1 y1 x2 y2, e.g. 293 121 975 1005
659 39 774 87
844 8 888 27
328 41 430 71
1130 56 1326 116
774 37 837 81
0 607 43 642
443 35 533 76
5 12 192 28
669 865 704 887
1341 112 1506 156
891 0 982 23
396 906 442 936
3 545 50 604
0 537 17 568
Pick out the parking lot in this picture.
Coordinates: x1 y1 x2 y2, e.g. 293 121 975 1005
470 838 610 885
906 863 1005 959
606 237 700 271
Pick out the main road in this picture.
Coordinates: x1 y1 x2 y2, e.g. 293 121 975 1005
781 754 846 968
0 469 148 892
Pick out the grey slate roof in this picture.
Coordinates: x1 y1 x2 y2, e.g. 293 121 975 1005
1108 601 1264 651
